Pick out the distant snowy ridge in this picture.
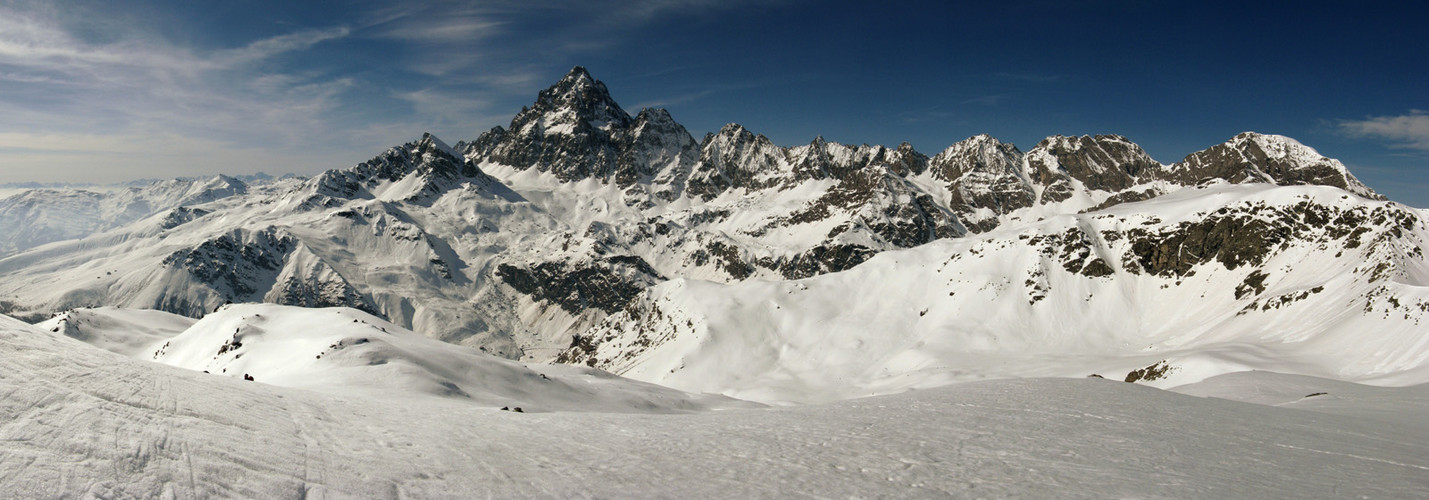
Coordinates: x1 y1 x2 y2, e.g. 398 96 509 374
0 174 258 257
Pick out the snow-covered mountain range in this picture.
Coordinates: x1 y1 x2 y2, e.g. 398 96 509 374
0 66 1422 401
2 66 1428 497
0 175 249 256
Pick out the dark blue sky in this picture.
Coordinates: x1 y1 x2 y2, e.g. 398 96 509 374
1 0 1426 205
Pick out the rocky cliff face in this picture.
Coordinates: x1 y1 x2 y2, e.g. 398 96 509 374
929 135 1034 232
158 227 377 316
471 66 629 182
683 124 784 200
308 133 482 205
464 66 698 192
1166 132 1380 199
1025 134 1160 204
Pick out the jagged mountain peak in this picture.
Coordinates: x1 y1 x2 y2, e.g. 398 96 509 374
1033 133 1140 151
936 134 1020 158
467 67 651 182
1227 131 1334 164
302 133 487 204
930 135 1023 179
699 123 779 156
143 173 248 194
416 132 460 158
559 65 596 87
874 142 930 177
209 173 245 186
710 122 752 139
627 108 696 147
928 135 1033 231
371 134 468 176
1023 134 1160 204
1028 134 1158 171
949 133 1001 149
526 66 630 131
633 106 676 124
1172 132 1380 199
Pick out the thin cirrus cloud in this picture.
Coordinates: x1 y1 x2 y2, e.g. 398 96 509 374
0 5 367 182
394 88 505 133
1339 111 1429 152
0 12 346 76
0 9 351 108
374 18 502 43
363 5 503 76
216 27 352 66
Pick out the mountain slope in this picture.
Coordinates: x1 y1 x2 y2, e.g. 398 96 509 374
559 184 1429 403
36 307 196 357
142 303 745 412
0 175 250 257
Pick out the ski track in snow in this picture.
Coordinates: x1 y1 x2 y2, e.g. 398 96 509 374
2 315 1427 499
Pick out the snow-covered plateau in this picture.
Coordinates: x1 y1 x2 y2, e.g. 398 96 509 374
1 66 1427 497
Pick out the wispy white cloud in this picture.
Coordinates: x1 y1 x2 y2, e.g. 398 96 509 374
0 15 189 73
0 11 348 76
218 26 352 66
474 70 544 92
631 82 761 111
579 0 791 26
0 4 365 181
358 3 504 76
373 18 501 44
360 0 781 78
395 87 502 129
366 88 514 146
1339 110 1429 151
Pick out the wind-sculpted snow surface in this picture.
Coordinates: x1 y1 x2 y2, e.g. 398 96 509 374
563 184 1429 403
35 307 196 357
142 303 745 413
2 314 1427 498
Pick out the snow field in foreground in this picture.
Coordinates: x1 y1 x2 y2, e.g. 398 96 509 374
1 313 1426 498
